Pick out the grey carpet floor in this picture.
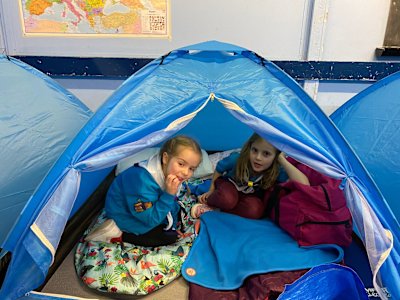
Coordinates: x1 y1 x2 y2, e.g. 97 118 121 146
42 247 189 299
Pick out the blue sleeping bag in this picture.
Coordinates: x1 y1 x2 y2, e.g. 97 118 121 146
182 211 344 290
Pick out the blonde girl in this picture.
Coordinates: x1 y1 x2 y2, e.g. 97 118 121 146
192 133 309 219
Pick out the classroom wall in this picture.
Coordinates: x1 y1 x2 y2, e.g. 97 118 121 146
0 13 5 53
0 0 391 61
0 0 396 113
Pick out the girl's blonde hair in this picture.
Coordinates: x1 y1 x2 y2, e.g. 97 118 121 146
160 135 202 159
235 133 280 189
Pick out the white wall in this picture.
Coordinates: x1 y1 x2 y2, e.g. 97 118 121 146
0 0 391 61
0 5 5 54
0 30 4 52
55 78 124 112
0 0 390 113
308 81 370 115
307 0 390 61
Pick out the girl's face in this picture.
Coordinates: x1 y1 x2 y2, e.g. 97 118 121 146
162 145 202 182
249 139 277 174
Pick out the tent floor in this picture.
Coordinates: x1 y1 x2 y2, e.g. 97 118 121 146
42 246 189 299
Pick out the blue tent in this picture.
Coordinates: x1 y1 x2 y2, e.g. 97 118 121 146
0 41 399 299
331 72 400 222
0 56 92 247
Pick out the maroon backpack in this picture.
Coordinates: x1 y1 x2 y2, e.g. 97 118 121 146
265 159 353 247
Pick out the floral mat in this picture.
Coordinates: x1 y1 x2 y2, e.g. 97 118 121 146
74 179 206 296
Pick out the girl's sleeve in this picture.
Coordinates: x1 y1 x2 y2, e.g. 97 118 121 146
277 167 289 183
122 167 178 228
216 152 240 174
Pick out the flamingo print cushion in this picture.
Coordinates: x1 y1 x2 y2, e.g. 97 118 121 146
74 180 202 296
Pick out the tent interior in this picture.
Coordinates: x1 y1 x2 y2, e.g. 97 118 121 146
0 41 399 300
41 102 270 298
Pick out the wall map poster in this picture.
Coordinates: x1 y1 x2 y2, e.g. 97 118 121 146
19 0 170 37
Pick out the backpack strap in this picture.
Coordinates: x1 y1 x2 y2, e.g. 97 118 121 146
265 184 282 225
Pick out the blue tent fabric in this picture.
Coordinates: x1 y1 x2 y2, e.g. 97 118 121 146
0 41 399 299
331 72 400 223
182 212 344 290
278 264 368 300
330 73 400 299
0 56 92 247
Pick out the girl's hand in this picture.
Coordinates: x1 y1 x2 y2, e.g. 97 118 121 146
277 152 288 164
198 191 212 204
165 174 180 195
177 229 193 239
277 153 310 185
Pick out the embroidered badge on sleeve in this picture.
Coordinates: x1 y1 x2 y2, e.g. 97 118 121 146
134 199 153 212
